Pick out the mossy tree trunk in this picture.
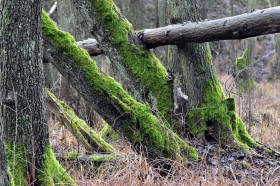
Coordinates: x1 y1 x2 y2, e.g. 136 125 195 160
157 0 255 147
0 1 74 185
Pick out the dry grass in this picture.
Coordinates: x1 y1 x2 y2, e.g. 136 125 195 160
55 152 279 186
48 74 280 186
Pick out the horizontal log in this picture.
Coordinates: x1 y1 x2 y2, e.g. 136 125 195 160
140 6 280 48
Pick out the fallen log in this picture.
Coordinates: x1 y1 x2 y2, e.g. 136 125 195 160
140 6 280 48
46 89 117 153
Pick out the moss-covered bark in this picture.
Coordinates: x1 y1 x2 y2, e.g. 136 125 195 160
42 11 197 160
71 0 173 122
46 89 117 153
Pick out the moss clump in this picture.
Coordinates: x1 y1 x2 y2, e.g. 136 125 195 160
265 148 273 155
6 144 27 186
42 11 197 160
86 0 172 120
37 145 75 185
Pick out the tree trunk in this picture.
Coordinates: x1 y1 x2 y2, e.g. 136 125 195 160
158 0 255 146
0 1 74 185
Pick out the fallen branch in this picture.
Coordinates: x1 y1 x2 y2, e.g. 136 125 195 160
55 152 119 163
46 89 117 153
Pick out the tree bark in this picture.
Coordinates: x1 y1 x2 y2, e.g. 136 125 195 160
140 6 280 48
0 1 74 185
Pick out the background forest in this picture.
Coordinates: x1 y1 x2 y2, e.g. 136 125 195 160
41 0 280 185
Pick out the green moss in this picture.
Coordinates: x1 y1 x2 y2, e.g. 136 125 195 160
6 143 75 185
99 124 110 138
99 124 121 141
225 97 235 112
85 0 172 120
42 11 197 160
236 48 250 70
37 146 75 185
8 167 15 186
6 144 27 186
265 148 273 155
187 75 256 148
233 116 256 147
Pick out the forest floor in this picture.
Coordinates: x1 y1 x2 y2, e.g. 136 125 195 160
48 78 280 186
